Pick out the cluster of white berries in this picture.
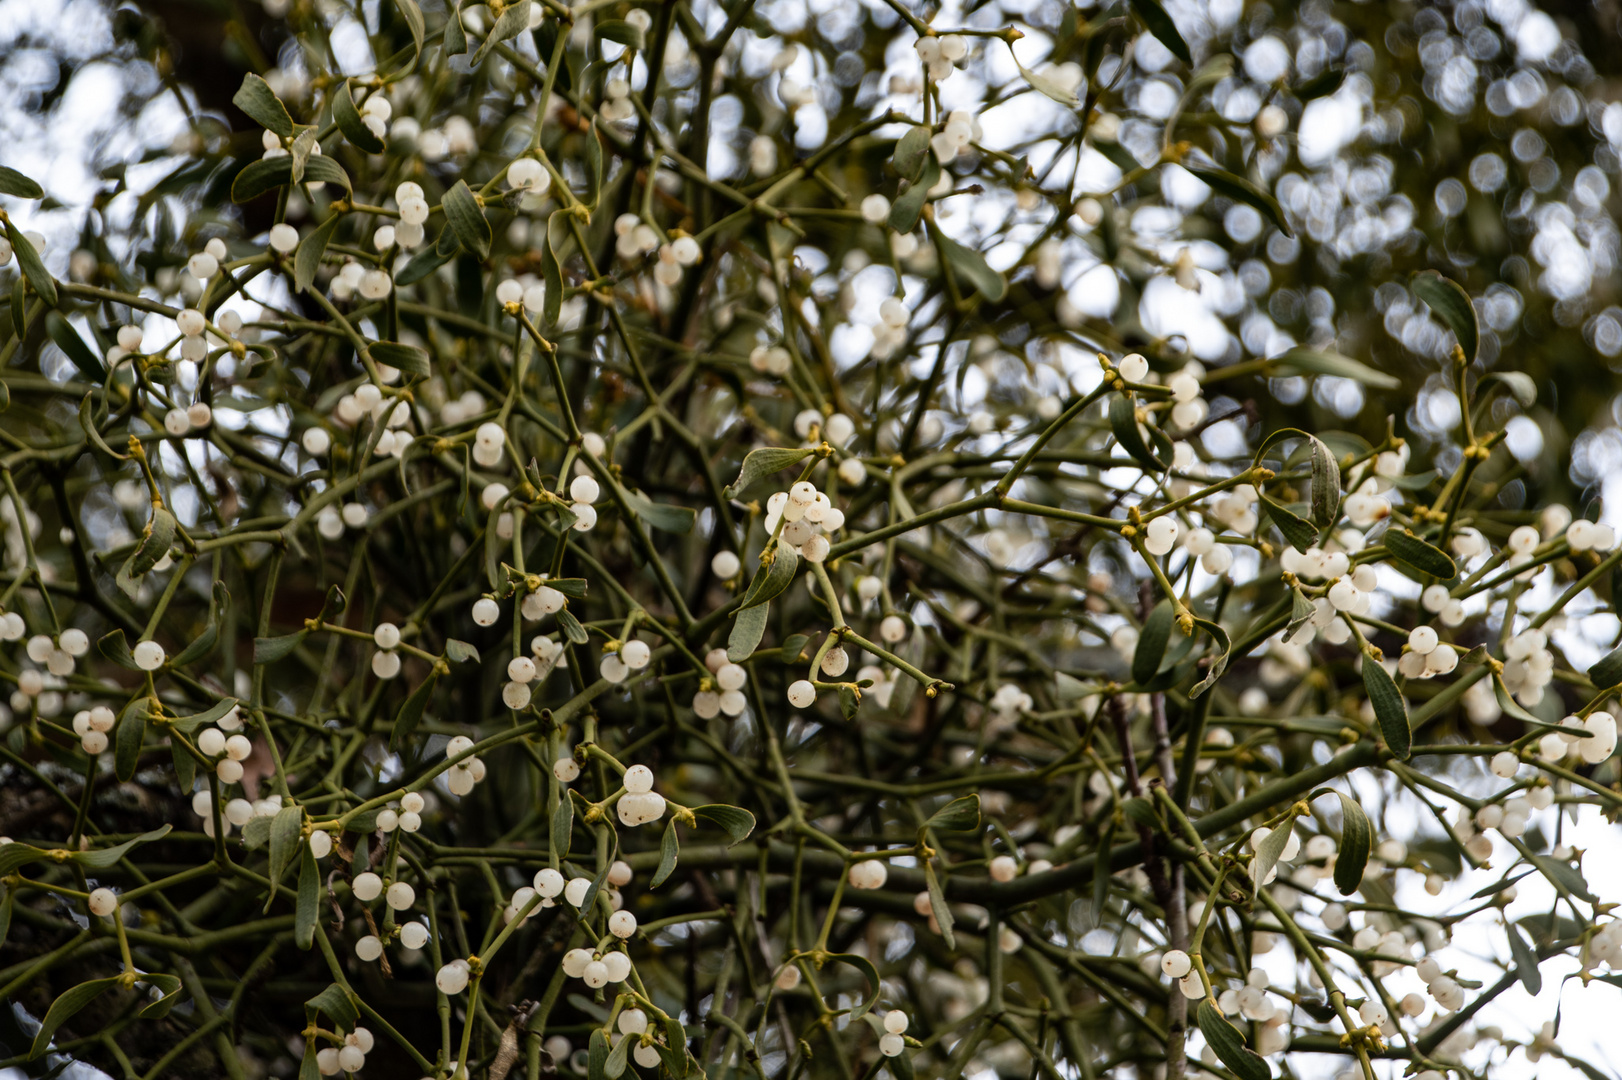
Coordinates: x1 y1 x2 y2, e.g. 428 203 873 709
352 874 418 959
560 945 634 988
878 1010 909 1056
23 629 89 680
314 1027 376 1076
1165 361 1209 430
329 259 393 302
748 343 793 376
855 664 901 708
794 408 854 452
616 763 667 826
847 859 889 889
191 783 283 839
1394 624 1458 679
70 704 116 754
914 34 968 82
358 91 391 140
1588 919 1622 968
372 621 404 679
601 73 636 122
184 238 228 284
1500 625 1555 706
614 214 661 262
871 294 912 360
1415 955 1467 1012
929 109 982 164
1418 583 1468 628
1542 711 1618 765
494 275 548 315
599 636 651 685
693 648 751 718
196 723 255 783
612 1009 670 1069
988 684 1032 727
391 181 429 249
765 480 845 564
443 735 487 796
472 420 507 469
1565 517 1618 551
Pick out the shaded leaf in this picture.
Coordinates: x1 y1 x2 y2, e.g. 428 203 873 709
1334 791 1370 895
552 792 573 859
741 548 798 609
294 213 342 294
137 972 185 1018
826 953 881 1020
0 166 44 199
1295 66 1345 100
266 804 304 906
255 630 308 663
1384 530 1457 579
391 669 440 749
622 489 696 533
651 819 679 888
1196 1000 1271 1080
588 1029 609 1080
396 244 453 286
296 847 319 949
370 341 431 377
596 18 643 48
443 180 491 260
727 602 769 662
1129 0 1191 64
1251 820 1293 893
29 978 120 1059
1132 599 1174 686
691 804 756 844
1507 920 1542 995
1109 393 1168 472
604 1026 630 1079
1363 657 1410 759
306 983 358 1033
936 233 1007 301
925 794 980 833
1271 346 1399 390
234 73 295 137
1525 851 1596 903
557 607 588 645
1014 57 1080 107
334 81 384 153
1411 270 1478 363
4 220 57 306
1185 165 1290 237
892 126 931 183
1308 436 1341 529
73 825 172 869
1258 493 1317 551
888 158 939 233
924 860 955 948
727 446 816 498
1589 643 1622 689
231 155 351 203
115 696 148 782
470 0 533 65
98 629 139 670
46 313 105 383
